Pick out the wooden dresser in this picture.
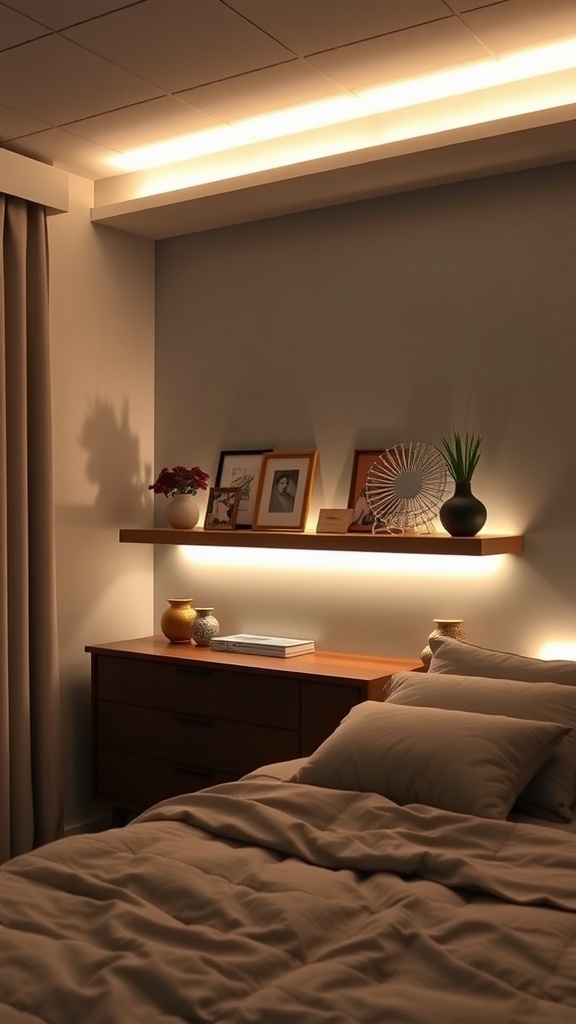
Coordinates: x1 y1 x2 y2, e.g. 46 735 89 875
86 635 419 823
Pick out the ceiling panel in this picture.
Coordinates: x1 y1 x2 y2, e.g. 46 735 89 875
3 126 121 178
225 0 452 56
459 0 576 52
0 102 49 141
308 18 490 91
65 97 219 152
178 60 351 122
0 0 145 30
0 2 48 47
0 34 162 123
445 1 512 12
63 0 294 93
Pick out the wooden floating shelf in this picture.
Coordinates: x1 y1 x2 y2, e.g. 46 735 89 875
119 528 523 557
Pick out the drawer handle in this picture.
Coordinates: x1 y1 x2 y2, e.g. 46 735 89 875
177 667 214 678
174 764 212 778
173 713 214 726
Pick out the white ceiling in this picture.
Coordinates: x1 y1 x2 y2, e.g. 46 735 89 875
2 0 576 237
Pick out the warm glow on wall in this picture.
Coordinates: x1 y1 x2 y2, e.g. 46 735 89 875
537 641 576 661
179 544 504 579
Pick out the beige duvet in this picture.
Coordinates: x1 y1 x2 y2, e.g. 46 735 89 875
1 776 576 1023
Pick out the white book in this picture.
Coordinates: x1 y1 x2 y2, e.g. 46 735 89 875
210 633 315 657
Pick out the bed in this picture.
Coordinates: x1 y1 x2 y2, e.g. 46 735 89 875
2 636 576 1023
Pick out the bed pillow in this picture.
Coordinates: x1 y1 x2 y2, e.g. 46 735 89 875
385 671 576 821
428 636 576 686
291 701 569 820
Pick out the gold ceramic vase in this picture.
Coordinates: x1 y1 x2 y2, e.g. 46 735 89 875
420 618 468 668
160 598 197 643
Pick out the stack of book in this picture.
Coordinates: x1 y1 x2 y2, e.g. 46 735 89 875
209 633 316 658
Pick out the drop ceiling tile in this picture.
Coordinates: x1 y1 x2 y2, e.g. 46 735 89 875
460 0 576 52
178 61 351 121
225 0 452 55
446 1 508 11
0 102 50 140
0 3 49 48
308 18 489 91
65 96 220 150
0 34 163 124
1 0 143 30
3 126 120 179
63 0 294 93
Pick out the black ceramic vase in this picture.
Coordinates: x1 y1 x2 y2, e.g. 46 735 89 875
439 481 487 537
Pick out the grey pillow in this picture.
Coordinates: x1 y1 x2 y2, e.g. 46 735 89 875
291 701 569 820
429 636 576 686
385 671 576 821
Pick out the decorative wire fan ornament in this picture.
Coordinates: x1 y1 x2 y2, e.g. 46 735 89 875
365 442 448 534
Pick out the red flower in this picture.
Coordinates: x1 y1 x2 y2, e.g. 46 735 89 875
149 464 209 497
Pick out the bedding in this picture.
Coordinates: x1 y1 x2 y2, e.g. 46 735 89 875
290 699 569 819
2 773 576 1023
428 634 576 684
384 670 576 820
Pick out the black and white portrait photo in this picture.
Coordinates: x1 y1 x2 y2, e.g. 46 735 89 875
268 470 299 513
254 451 318 531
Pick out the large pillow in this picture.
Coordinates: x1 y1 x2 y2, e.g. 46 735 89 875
385 671 576 821
429 636 576 686
291 701 569 820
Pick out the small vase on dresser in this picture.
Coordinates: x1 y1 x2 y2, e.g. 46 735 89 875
160 598 197 643
420 618 468 668
191 607 220 647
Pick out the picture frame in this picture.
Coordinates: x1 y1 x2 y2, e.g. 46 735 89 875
215 448 272 528
253 450 319 531
347 448 385 532
203 487 241 530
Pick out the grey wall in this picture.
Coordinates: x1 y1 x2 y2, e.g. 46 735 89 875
153 161 576 661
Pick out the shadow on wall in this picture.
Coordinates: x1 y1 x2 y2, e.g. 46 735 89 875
78 396 151 524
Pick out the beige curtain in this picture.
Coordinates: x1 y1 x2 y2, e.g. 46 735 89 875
0 194 63 862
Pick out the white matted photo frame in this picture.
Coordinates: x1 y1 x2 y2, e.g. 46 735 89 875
347 448 385 532
215 448 272 528
254 450 319 531
204 487 241 530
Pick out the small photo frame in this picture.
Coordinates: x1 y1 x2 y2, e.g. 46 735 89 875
254 450 319 531
215 449 272 528
347 448 385 532
204 487 241 530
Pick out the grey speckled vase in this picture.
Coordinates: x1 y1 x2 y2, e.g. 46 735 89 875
191 607 220 647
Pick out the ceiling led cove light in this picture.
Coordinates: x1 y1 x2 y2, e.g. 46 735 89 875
110 36 576 178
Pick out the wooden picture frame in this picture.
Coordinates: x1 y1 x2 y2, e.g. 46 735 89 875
215 448 272 528
347 448 385 532
254 450 318 531
203 487 241 530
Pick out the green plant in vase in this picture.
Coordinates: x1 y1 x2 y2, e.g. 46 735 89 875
440 431 482 483
438 431 487 537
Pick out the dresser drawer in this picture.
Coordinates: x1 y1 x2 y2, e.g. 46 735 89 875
89 641 420 819
97 700 300 773
96 749 237 808
95 656 299 729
